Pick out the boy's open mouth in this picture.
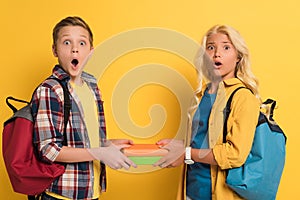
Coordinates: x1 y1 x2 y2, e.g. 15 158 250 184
71 59 79 67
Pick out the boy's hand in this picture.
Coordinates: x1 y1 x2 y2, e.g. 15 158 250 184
110 139 134 146
102 139 133 148
87 142 137 170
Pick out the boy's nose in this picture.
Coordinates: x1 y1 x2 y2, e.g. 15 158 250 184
72 46 79 53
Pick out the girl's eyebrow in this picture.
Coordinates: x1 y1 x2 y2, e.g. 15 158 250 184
206 41 232 45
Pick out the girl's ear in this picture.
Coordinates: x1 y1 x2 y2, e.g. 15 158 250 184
236 54 242 64
52 44 58 57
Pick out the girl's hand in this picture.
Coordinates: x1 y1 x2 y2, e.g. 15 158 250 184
153 139 185 168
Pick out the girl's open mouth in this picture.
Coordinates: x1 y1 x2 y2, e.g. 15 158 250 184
215 62 222 66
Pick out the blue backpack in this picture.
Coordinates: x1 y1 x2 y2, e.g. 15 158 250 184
223 87 286 200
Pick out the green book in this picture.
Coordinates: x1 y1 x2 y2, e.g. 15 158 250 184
128 156 162 165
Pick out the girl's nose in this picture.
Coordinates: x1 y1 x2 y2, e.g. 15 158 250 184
213 48 221 58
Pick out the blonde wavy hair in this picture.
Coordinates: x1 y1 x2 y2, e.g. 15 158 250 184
194 25 261 101
185 25 262 144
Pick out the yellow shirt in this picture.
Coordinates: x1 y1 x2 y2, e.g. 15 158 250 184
181 78 260 200
48 81 100 199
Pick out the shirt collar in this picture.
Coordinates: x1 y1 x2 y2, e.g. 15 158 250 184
52 65 97 84
223 78 243 87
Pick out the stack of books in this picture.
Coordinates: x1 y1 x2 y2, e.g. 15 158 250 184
123 144 168 165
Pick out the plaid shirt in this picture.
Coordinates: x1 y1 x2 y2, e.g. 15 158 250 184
31 65 107 199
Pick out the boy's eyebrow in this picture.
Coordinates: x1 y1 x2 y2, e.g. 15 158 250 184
61 34 70 37
60 34 71 39
60 34 89 39
80 34 89 39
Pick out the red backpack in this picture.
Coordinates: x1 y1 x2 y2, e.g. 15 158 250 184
2 78 71 196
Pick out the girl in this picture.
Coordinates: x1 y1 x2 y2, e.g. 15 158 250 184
157 25 261 200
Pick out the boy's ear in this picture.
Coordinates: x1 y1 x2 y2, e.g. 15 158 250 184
52 44 58 57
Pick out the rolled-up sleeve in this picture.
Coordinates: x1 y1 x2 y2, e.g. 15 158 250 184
32 84 65 163
213 89 260 169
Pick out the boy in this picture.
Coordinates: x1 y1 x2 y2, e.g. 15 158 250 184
31 16 136 200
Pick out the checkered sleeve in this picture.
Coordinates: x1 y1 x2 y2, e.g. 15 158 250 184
32 82 65 163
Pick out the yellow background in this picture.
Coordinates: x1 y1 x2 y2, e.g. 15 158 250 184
0 0 298 199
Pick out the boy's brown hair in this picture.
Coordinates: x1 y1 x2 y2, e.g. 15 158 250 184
52 16 93 47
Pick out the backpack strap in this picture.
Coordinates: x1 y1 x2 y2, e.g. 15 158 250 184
261 98 276 121
223 87 246 143
47 77 71 146
6 97 30 113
